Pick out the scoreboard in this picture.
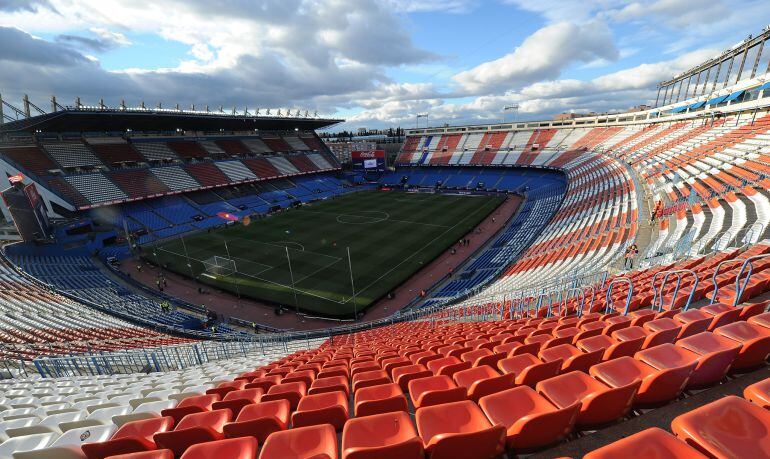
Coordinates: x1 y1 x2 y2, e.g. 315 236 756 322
351 150 386 172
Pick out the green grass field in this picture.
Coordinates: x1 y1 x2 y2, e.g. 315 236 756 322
146 190 504 317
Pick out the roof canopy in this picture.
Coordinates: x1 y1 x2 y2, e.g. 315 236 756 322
0 108 342 134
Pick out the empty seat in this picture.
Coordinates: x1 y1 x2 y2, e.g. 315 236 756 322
478 385 578 451
452 365 514 401
92 450 173 459
260 382 306 410
675 332 742 387
408 375 467 410
584 427 708 459
715 321 770 371
353 383 408 417
497 354 561 387
745 377 770 409
223 400 290 444
153 409 231 457
539 344 602 373
179 436 257 459
161 395 218 425
341 411 423 459
82 416 174 459
590 355 693 407
211 389 262 418
672 395 770 457
351 370 390 393
291 391 348 430
308 377 349 397
415 400 505 459
537 370 638 427
258 424 337 459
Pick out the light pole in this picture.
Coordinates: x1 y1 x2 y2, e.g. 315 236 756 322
416 113 428 129
503 105 519 123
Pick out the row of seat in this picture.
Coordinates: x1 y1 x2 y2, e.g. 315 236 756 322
585 373 770 458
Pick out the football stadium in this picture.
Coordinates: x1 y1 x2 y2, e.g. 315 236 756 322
1 1 770 458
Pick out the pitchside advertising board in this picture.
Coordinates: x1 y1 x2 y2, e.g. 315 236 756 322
351 150 386 172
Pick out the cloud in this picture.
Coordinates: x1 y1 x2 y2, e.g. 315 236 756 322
0 0 51 12
55 28 131 53
381 0 479 13
453 21 619 95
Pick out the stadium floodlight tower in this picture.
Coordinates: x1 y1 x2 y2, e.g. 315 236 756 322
416 113 428 128
503 104 519 122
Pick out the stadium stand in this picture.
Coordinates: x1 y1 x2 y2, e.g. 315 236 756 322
4 29 770 459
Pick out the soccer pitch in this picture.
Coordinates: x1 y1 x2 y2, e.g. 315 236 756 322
146 190 505 317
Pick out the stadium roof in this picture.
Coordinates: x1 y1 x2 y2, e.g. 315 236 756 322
0 108 342 134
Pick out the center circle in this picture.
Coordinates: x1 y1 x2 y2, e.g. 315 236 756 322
336 210 389 224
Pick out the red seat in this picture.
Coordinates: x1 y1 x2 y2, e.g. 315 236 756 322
577 334 641 361
309 376 349 397
211 389 263 418
258 424 338 459
206 380 247 399
675 332 742 387
408 374 467 409
610 326 648 354
642 318 681 349
479 385 578 450
415 400 505 459
715 321 770 371
497 354 560 387
260 382 307 410
282 370 316 388
352 370 391 393
426 356 472 378
745 377 770 409
460 348 506 368
82 416 175 459
291 391 348 430
590 354 693 407
672 395 770 457
223 400 290 443
153 409 231 457
452 365 514 402
701 302 741 331
161 394 219 425
179 436 257 459
354 383 408 417
539 344 602 373
584 427 708 459
105 451 173 459
245 375 282 393
317 367 349 380
341 410 423 459
537 370 638 427
392 364 432 392
673 310 712 339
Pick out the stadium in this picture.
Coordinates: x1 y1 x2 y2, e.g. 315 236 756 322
1 2 770 458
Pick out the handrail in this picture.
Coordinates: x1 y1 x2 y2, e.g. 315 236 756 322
561 287 585 318
651 269 698 311
709 258 748 305
733 253 770 306
738 222 765 246
605 277 633 316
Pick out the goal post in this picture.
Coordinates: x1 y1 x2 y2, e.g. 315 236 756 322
203 255 236 276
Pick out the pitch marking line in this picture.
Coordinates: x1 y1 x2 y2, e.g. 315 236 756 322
343 198 494 303
156 240 347 304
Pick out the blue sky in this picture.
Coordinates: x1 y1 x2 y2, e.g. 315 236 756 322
0 0 768 129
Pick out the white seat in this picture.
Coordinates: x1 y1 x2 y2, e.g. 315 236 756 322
37 412 86 433
1 418 40 442
86 406 131 424
132 400 176 416
0 433 57 457
50 424 116 448
13 445 86 459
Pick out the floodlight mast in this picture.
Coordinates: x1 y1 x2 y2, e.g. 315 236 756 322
503 104 519 123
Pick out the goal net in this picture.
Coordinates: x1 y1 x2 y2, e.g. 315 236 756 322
203 255 236 276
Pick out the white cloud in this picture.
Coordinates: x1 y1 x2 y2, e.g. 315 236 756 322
453 20 619 95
